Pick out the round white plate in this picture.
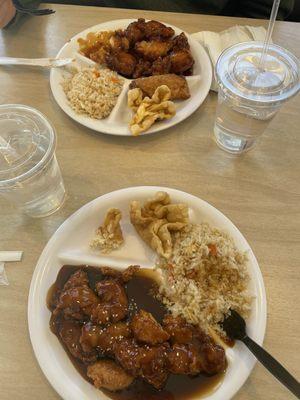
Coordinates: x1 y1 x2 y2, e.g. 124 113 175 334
50 19 212 136
28 186 266 400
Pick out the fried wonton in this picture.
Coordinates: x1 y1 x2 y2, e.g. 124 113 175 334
90 208 124 253
128 85 176 136
130 192 189 258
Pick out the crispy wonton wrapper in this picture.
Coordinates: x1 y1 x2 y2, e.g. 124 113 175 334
130 192 189 258
90 208 124 253
128 85 176 136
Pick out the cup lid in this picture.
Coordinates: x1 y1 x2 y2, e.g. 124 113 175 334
215 42 300 104
0 105 55 185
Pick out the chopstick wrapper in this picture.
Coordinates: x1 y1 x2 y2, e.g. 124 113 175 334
0 251 23 262
191 25 268 91
0 251 23 286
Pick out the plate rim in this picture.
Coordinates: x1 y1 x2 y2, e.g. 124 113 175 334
28 185 267 400
50 19 212 136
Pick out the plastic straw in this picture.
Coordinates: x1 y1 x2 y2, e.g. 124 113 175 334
259 0 281 68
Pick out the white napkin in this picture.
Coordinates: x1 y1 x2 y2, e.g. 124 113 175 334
191 25 268 91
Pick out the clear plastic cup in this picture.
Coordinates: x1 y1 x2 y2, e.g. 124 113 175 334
214 42 300 154
0 105 66 217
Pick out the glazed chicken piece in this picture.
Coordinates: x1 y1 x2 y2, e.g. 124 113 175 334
196 335 226 375
133 59 152 78
170 49 194 74
55 270 100 321
163 315 194 344
151 56 171 75
114 338 142 377
167 342 202 375
171 32 190 51
138 343 169 389
106 50 136 77
80 321 131 354
87 359 134 391
167 340 226 376
135 40 172 61
144 20 175 39
92 279 128 324
125 18 146 45
114 338 169 389
131 310 170 345
58 320 98 364
100 265 140 283
164 315 226 375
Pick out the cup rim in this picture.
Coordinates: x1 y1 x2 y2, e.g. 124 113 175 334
0 104 56 187
215 41 300 104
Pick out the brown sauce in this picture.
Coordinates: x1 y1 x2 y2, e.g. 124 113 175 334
47 265 226 400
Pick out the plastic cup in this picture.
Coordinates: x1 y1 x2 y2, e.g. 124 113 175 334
0 105 66 217
214 42 300 154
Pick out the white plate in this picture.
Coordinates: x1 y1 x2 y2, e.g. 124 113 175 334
28 186 267 400
50 19 212 136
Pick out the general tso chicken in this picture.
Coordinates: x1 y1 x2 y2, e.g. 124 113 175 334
48 265 226 399
78 19 195 78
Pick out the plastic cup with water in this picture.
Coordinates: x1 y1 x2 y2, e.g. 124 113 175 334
0 105 66 217
214 42 300 154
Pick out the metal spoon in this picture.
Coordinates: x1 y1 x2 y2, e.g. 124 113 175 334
0 57 74 68
221 309 300 399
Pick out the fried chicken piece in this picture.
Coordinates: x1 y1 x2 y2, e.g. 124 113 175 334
92 279 128 324
109 30 130 51
135 40 172 61
170 49 194 74
106 50 136 77
131 310 170 345
172 32 190 51
80 321 131 354
55 271 100 321
58 320 98 364
100 265 140 283
144 20 175 39
162 315 194 344
130 74 190 100
125 18 146 45
87 359 134 391
133 59 152 78
114 339 169 389
151 56 171 75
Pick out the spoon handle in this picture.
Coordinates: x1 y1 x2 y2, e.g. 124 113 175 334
242 335 300 398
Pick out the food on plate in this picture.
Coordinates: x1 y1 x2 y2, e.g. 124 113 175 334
62 67 123 119
127 85 176 135
48 265 226 398
77 31 114 64
130 191 189 258
87 359 134 390
157 223 252 333
129 74 191 100
90 208 124 253
78 18 195 78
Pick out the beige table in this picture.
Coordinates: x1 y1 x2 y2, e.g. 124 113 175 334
0 5 299 400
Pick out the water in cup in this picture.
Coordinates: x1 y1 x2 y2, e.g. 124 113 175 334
0 105 65 217
214 42 300 154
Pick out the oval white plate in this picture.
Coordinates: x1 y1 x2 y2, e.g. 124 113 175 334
50 19 212 136
28 186 266 400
